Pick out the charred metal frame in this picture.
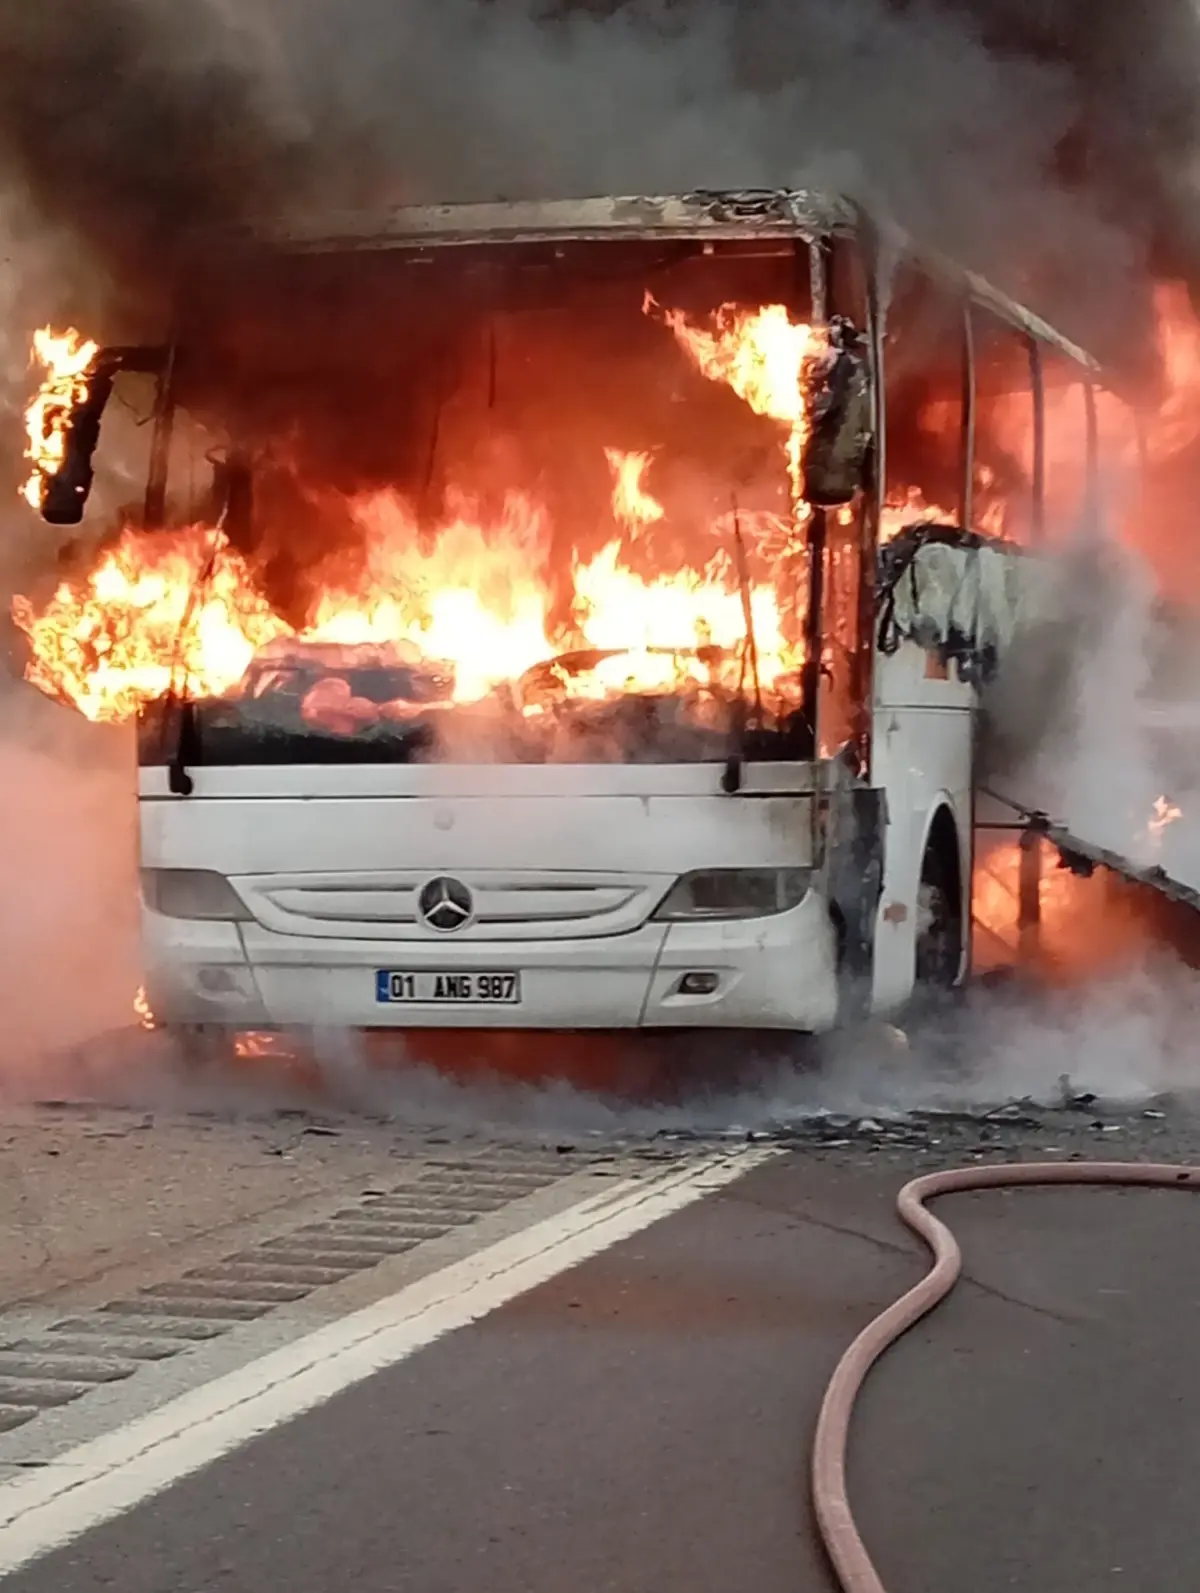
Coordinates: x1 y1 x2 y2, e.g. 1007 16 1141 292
143 341 178 529
814 224 886 1010
978 784 1200 969
1028 339 1046 544
976 798 1049 966
852 216 889 784
1017 825 1043 962
960 299 980 972
800 235 832 765
1083 375 1100 532
962 310 1048 545
960 301 976 529
825 784 887 1020
808 235 829 326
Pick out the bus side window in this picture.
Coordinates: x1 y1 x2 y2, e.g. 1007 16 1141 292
882 263 966 534
970 309 1035 544
1093 385 1143 535
828 234 869 330
1024 356 1139 543
1041 348 1092 539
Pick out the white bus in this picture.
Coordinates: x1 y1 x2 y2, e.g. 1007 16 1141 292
25 190 1131 1050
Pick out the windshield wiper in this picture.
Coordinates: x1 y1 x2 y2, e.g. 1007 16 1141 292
166 527 224 796
167 692 198 796
721 503 763 795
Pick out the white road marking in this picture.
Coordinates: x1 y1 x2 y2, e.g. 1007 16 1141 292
0 1148 772 1576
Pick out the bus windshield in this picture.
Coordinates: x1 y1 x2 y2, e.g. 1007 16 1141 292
130 531 820 766
137 636 814 767
113 236 823 766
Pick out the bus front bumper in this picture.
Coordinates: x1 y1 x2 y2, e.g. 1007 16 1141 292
142 890 840 1035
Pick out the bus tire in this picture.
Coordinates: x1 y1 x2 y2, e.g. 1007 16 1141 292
914 812 964 992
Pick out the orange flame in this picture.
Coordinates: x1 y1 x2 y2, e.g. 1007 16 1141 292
1147 281 1200 463
14 297 841 728
13 528 284 721
648 296 817 498
606 448 664 529
972 839 1107 977
21 327 99 510
973 838 1165 982
134 985 156 1030
234 1032 287 1059
1147 794 1182 850
13 487 802 724
880 488 956 543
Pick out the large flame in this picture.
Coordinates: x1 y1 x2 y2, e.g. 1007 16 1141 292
13 528 285 722
21 327 99 510
15 299 828 727
1 277 1043 732
649 296 817 497
14 488 803 724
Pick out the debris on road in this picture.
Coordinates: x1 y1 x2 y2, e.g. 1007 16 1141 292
642 1093 1192 1161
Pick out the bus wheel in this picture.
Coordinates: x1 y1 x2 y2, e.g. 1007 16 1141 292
914 829 964 990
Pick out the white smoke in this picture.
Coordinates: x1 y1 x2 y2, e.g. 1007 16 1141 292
981 522 1200 898
46 958 1198 1129
0 687 139 1088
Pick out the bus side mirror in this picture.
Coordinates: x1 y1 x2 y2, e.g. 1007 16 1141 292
800 317 873 509
34 364 118 527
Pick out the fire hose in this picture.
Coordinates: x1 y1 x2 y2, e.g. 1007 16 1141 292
811 1160 1200 1593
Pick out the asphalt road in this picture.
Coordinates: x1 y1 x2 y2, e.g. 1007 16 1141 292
4 1148 1200 1593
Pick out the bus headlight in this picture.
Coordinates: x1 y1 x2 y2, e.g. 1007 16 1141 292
652 868 812 922
141 869 252 922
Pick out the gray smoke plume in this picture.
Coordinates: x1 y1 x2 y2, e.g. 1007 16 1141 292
0 2 322 335
923 0 1200 280
0 0 1198 358
239 0 1168 354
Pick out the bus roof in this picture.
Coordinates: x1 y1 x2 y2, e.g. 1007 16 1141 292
265 190 856 250
245 189 1098 373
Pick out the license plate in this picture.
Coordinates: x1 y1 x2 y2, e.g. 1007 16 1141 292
375 971 521 1005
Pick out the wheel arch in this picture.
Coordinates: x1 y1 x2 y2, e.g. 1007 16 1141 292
921 802 964 905
916 799 968 987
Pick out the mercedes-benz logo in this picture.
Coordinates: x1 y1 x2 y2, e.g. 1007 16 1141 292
417 876 474 933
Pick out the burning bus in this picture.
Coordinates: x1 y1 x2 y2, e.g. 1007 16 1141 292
15 189 1138 1047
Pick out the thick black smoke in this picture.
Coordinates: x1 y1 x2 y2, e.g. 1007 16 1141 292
1 0 1199 351
925 0 1200 296
0 0 1197 428
0 2 321 327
